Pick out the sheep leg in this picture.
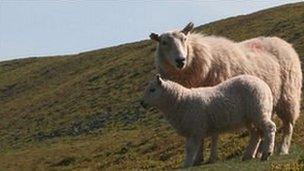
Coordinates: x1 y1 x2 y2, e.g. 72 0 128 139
255 139 263 159
208 134 219 163
184 137 203 167
193 139 204 165
261 120 276 161
275 97 299 155
278 122 293 155
242 129 261 161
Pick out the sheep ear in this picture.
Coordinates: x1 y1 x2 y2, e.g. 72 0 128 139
181 22 194 35
156 74 163 85
150 33 160 42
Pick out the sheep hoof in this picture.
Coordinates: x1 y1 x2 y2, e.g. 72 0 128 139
261 152 271 161
279 152 289 155
278 149 289 155
255 152 262 159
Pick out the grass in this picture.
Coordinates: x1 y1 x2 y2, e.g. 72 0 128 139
0 2 304 170
191 145 304 171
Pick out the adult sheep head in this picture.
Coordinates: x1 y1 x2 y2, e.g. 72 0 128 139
150 22 194 70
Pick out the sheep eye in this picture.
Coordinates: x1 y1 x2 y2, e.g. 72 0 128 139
149 88 156 92
162 41 167 46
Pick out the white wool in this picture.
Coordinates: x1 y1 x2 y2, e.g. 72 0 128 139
154 32 302 155
143 75 276 166
158 75 273 137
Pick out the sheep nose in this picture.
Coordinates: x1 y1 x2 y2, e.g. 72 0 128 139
176 58 185 63
175 58 185 68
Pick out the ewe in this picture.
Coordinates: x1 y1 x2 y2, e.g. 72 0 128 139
141 74 276 167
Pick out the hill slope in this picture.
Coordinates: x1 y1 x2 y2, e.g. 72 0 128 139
1 2 304 170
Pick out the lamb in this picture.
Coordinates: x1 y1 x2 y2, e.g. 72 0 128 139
149 22 302 158
141 74 276 167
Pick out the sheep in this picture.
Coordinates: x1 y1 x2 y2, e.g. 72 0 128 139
149 22 302 158
141 74 276 167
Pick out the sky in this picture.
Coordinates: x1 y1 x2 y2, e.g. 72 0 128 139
0 0 301 61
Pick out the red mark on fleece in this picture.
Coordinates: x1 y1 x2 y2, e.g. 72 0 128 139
246 40 265 52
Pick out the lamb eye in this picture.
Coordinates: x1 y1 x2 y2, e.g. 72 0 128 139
149 88 156 92
162 41 167 46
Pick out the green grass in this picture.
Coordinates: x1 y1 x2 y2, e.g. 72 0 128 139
1 2 304 170
191 145 304 171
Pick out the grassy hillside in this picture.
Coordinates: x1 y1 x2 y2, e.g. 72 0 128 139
1 2 304 170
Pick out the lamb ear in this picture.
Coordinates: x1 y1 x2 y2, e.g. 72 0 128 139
181 22 194 35
150 33 160 42
156 74 163 85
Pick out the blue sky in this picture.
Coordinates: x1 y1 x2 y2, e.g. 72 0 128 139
0 1 300 61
